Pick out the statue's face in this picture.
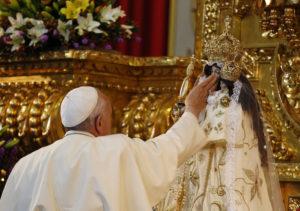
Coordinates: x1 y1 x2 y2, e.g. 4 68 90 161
212 66 221 77
220 81 227 90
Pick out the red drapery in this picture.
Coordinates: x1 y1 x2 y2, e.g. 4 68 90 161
115 0 169 57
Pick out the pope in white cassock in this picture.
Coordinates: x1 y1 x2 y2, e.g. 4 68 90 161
0 75 217 211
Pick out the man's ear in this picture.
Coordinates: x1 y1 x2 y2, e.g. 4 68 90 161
95 115 102 136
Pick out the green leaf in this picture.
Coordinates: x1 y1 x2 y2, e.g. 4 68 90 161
45 5 53 13
0 140 6 147
30 4 38 13
0 2 10 11
8 0 20 10
4 138 20 148
0 11 11 17
107 0 116 5
20 8 35 18
52 2 59 12
88 1 94 11
0 125 9 136
41 11 54 20
57 0 65 6
24 0 36 13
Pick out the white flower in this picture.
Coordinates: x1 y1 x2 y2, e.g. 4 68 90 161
75 13 102 36
0 27 4 37
7 31 25 52
6 13 28 33
57 20 73 41
121 24 133 37
100 5 125 23
27 20 48 47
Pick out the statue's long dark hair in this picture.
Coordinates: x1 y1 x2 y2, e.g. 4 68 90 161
204 64 268 167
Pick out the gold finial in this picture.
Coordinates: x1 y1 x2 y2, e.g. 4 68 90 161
186 54 195 77
179 55 195 102
224 16 231 32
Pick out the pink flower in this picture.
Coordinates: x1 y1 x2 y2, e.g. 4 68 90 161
53 29 58 36
40 35 48 43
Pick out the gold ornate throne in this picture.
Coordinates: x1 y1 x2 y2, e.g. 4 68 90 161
0 0 299 209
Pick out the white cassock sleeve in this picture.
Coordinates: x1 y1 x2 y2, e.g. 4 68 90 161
0 112 207 211
125 111 207 206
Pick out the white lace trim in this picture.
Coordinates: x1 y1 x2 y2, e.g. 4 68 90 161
224 101 239 211
206 62 224 68
231 80 242 102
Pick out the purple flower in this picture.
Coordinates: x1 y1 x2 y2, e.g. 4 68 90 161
0 147 5 159
40 35 48 43
53 29 58 36
134 37 142 42
117 37 124 43
18 31 24 37
105 44 112 50
81 38 88 45
89 42 95 48
10 146 18 156
3 36 11 43
73 42 79 48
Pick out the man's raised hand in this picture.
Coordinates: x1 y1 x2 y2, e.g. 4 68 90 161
185 75 218 117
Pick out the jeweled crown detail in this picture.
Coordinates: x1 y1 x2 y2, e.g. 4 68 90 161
204 17 243 81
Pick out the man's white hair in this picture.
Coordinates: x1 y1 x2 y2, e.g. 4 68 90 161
66 89 107 131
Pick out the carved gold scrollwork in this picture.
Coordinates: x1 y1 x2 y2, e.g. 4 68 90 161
276 163 300 181
233 0 253 18
121 93 177 140
203 0 220 51
275 45 300 136
256 89 296 161
29 89 48 145
288 196 300 211
0 82 64 155
242 47 275 80
0 50 192 157
41 84 65 145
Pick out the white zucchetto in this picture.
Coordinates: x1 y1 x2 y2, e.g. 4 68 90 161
60 86 98 127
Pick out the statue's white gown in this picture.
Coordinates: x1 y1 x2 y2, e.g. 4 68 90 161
156 89 274 211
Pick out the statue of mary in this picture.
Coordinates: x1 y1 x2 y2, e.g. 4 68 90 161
155 18 285 211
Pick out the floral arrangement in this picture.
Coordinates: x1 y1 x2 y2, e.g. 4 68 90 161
0 125 20 195
0 0 138 54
